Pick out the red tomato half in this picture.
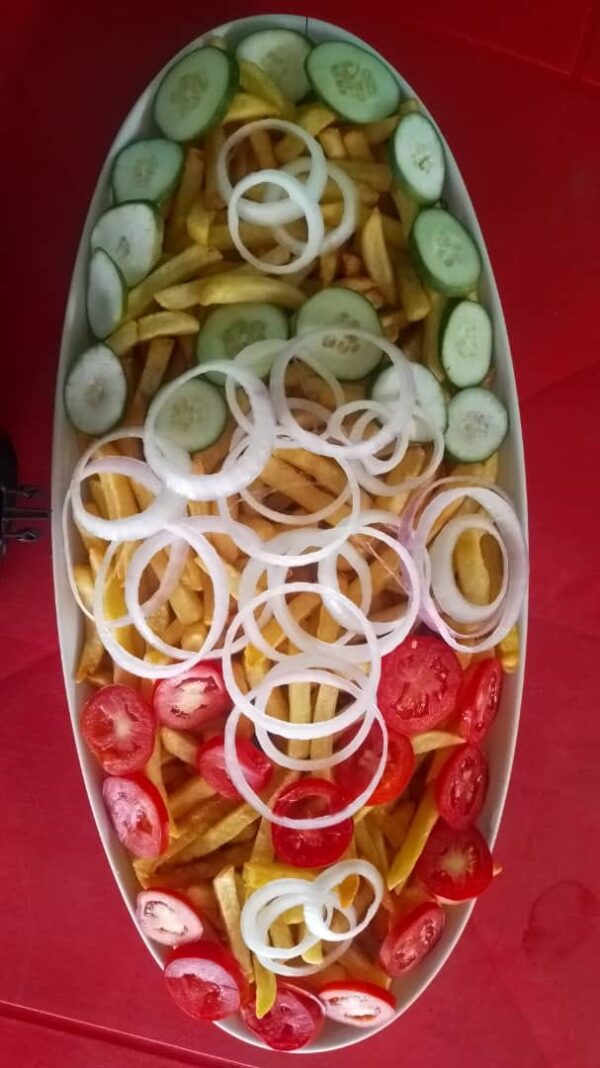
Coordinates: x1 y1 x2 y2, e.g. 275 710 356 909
80 684 155 774
333 723 415 805
435 743 489 829
102 774 169 859
456 658 503 745
241 983 324 1051
272 778 353 868
377 636 463 735
136 889 203 947
379 902 445 977
319 980 396 1028
416 821 493 902
165 939 248 1021
153 663 231 730
197 734 273 800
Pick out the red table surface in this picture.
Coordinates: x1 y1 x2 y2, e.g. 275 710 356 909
2 3 600 1067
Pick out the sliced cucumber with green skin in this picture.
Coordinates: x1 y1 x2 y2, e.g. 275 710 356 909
391 112 445 204
235 28 312 103
154 47 239 143
155 379 227 452
295 287 383 381
305 40 400 124
440 300 493 388
91 202 163 287
444 387 508 462
234 337 287 380
64 345 127 435
410 208 482 297
111 138 184 204
86 249 126 340
371 362 447 443
197 303 289 384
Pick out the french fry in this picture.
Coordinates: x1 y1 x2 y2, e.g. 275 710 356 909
208 221 274 252
363 113 400 145
224 92 280 123
160 727 199 767
190 272 306 310
247 129 276 171
259 455 350 526
75 619 104 681
185 882 220 914
343 129 375 161
396 249 431 322
320 177 379 206
496 624 520 673
213 866 254 981
137 311 199 342
150 551 203 625
287 675 312 760
170 775 215 820
175 802 261 862
318 127 347 159
391 183 420 241
343 944 392 990
145 731 177 836
145 844 253 888
380 308 409 343
341 252 363 278
335 159 393 192
355 818 381 869
204 126 226 210
239 60 295 120
361 208 396 306
165 148 204 252
186 196 216 246
253 956 277 1018
425 747 454 785
387 785 438 890
379 801 415 852
158 796 238 869
411 731 465 755
275 104 337 163
107 320 138 356
243 861 319 893
373 445 426 514
180 621 209 652
454 529 492 605
422 288 447 380
126 245 222 321
310 602 341 763
125 337 173 425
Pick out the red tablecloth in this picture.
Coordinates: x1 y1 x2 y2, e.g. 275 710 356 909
2 3 599 1067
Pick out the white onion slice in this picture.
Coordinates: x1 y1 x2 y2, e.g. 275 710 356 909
354 409 445 496
269 158 359 255
144 362 275 500
254 694 382 773
429 514 509 626
228 169 325 275
305 860 384 942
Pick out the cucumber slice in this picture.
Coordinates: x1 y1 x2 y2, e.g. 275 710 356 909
91 202 163 287
371 362 447 443
155 379 227 452
234 338 286 380
86 249 126 340
111 138 184 204
305 40 400 124
445 387 508 462
440 300 493 388
410 208 482 297
154 47 239 142
235 28 312 103
295 287 383 380
391 112 445 204
197 303 289 384
64 345 127 435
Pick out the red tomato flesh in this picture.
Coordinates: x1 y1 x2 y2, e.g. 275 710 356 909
333 722 415 806
456 657 503 745
153 662 230 730
379 902 445 977
377 636 463 735
197 734 273 800
136 889 203 947
319 980 396 1028
416 821 493 901
241 983 324 1051
435 743 489 829
165 939 247 1021
102 774 168 859
272 778 353 868
81 684 155 774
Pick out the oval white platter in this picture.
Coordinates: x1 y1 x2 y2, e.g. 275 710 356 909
51 13 529 1054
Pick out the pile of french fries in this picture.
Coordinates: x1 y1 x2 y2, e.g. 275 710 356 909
71 58 519 1017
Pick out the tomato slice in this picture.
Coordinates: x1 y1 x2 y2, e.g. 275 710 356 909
416 821 493 901
102 774 168 859
197 734 273 800
456 657 503 745
379 902 445 977
153 662 231 730
271 778 353 868
377 636 463 735
165 939 248 1021
241 983 324 1051
319 980 396 1028
80 684 155 775
136 889 204 946
435 743 489 829
333 723 415 805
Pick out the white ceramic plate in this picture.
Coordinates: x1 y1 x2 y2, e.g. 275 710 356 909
52 14 529 1054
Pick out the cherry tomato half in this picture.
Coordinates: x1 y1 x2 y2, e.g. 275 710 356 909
456 658 503 745
435 743 489 829
136 889 203 947
197 734 273 800
319 980 396 1028
81 684 155 775
271 778 353 868
153 663 231 730
379 902 445 977
377 636 463 735
241 983 324 1051
102 773 168 859
165 939 248 1021
416 821 493 901
333 723 415 805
